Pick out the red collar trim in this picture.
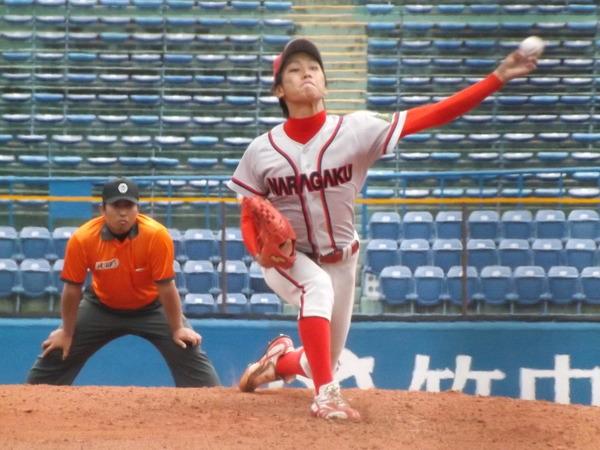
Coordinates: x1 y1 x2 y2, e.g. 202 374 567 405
283 110 327 144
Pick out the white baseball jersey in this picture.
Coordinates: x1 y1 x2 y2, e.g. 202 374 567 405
227 110 406 256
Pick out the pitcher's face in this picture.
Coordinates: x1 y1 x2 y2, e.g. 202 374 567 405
275 53 327 108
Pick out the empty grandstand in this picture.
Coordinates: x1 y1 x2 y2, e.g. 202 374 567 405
0 0 599 318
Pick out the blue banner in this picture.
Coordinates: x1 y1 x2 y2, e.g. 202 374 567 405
2 319 600 406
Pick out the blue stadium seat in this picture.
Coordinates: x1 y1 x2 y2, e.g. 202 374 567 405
52 226 77 260
467 239 497 271
580 267 600 305
437 4 464 13
432 239 462 274
0 226 20 259
19 226 55 260
20 258 53 298
19 155 48 167
471 23 501 35
164 53 193 64
88 157 117 167
468 210 500 240
0 155 14 166
198 0 226 8
399 239 431 272
568 209 599 240
567 4 596 13
173 260 187 297
130 95 159 105
569 188 600 199
66 113 95 123
150 157 179 168
189 136 219 147
378 265 414 306
402 211 434 240
368 211 401 240
17 135 47 145
183 293 217 315
413 265 446 307
119 156 150 167
547 266 582 305
97 52 127 63
513 266 548 306
248 261 272 294
86 134 118 146
51 258 65 296
498 239 531 269
71 0 96 6
249 293 281 314
264 1 292 11
224 116 255 126
534 210 566 239
3 114 30 124
223 95 255 107
215 228 249 262
366 3 393 14
99 115 128 126
400 40 430 52
404 4 432 13
155 136 186 147
194 75 225 87
182 260 217 295
564 239 596 272
0 258 22 299
162 95 192 106
365 239 399 275
446 266 480 307
501 210 533 240
216 260 249 295
433 40 462 52
532 238 564 272
217 293 249 314
480 265 515 306
183 229 218 263
168 228 187 263
435 210 462 239
572 133 600 144
465 188 499 199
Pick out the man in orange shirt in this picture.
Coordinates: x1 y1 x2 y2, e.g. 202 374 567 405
26 177 220 387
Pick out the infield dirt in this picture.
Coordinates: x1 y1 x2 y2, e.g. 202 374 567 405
1 385 599 449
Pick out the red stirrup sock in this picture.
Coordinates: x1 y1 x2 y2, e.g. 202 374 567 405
298 316 334 394
276 348 306 379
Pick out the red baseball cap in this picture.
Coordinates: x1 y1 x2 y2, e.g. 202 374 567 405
272 38 324 83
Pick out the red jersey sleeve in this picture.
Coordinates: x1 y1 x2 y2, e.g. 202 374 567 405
401 73 504 137
240 200 259 256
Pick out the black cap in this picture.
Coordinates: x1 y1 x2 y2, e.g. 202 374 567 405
273 38 324 84
102 177 139 204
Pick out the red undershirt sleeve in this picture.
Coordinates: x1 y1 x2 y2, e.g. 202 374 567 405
240 200 259 256
400 73 504 137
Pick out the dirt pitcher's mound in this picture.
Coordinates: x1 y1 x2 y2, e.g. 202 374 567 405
1 385 599 449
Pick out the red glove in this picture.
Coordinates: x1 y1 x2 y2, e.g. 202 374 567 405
241 196 297 269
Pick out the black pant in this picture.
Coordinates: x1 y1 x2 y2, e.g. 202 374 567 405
26 297 220 387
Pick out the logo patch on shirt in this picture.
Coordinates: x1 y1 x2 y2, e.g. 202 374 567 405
374 112 393 123
95 258 119 270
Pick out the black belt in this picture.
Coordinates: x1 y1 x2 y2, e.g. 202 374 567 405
308 240 359 264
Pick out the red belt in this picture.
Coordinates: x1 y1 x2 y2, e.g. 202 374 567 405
309 240 359 264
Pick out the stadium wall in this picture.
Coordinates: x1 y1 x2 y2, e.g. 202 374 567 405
2 318 600 407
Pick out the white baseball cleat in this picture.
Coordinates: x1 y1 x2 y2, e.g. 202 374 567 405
238 334 294 392
310 381 361 421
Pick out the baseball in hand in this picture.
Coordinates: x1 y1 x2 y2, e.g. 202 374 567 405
519 36 544 57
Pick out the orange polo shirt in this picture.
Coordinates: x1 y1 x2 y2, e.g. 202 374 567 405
61 214 175 310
